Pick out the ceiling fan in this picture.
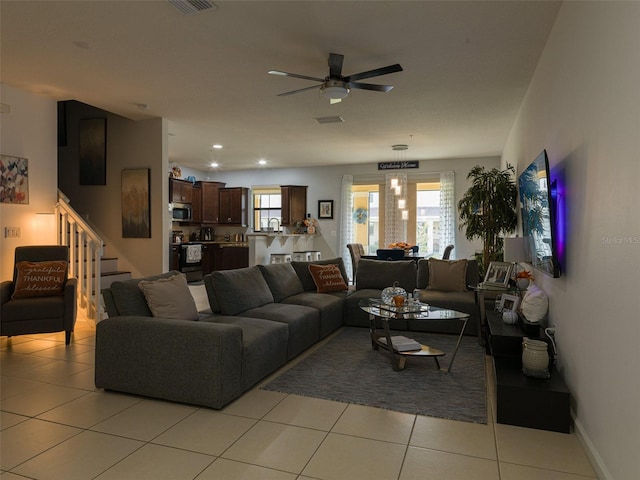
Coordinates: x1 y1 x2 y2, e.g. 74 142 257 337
269 53 403 104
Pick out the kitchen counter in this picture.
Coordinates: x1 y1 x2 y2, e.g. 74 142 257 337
172 241 249 247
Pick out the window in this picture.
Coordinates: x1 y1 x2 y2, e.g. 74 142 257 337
253 188 281 232
351 185 379 254
416 182 441 256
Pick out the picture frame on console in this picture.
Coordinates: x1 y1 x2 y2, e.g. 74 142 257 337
499 294 520 312
483 261 512 287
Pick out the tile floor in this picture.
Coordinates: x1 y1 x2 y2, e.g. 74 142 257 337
1 285 598 480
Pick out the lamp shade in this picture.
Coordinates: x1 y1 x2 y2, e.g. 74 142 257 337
504 237 527 263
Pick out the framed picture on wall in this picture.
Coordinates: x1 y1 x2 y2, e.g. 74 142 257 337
79 117 107 185
121 168 150 238
0 154 29 204
318 200 333 219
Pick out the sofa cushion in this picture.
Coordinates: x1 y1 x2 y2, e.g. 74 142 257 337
427 258 468 292
138 272 199 321
11 260 67 299
355 259 417 292
108 271 180 317
417 259 480 290
211 266 274 316
308 264 348 293
258 263 304 302
291 257 349 292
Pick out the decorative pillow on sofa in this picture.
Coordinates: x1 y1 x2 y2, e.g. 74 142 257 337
427 258 468 292
138 272 199 321
11 260 68 299
211 266 274 316
308 264 348 293
291 257 349 292
258 263 304 302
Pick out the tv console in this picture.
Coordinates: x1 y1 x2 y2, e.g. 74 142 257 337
485 310 571 433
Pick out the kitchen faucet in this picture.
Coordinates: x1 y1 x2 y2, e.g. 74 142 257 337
268 217 280 234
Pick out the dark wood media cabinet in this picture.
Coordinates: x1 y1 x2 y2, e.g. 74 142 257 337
485 310 571 433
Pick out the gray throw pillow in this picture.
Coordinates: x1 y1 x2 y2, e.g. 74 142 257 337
427 258 468 292
109 271 181 317
138 272 199 321
356 259 417 291
212 266 274 315
258 263 304 302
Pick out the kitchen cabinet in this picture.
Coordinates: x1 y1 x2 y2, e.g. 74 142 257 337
201 243 217 275
219 187 249 226
200 181 225 224
170 178 193 204
218 246 249 271
281 185 307 226
170 245 180 271
191 184 202 223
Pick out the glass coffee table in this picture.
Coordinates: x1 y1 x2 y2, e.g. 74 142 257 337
359 298 469 372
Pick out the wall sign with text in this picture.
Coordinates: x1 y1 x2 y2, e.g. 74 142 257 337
377 161 419 170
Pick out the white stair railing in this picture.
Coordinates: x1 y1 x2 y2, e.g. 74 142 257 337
56 190 104 323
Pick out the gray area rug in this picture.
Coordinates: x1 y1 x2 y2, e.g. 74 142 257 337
262 327 487 423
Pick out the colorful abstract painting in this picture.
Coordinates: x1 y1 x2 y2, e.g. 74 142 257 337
0 154 29 204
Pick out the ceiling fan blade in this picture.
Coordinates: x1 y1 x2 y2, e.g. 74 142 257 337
343 63 403 82
328 53 344 78
348 82 394 93
277 84 322 97
268 70 325 83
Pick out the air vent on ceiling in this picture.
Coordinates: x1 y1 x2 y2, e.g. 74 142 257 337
314 116 344 124
168 0 218 16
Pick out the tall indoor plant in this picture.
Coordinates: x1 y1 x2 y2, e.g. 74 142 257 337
458 165 518 275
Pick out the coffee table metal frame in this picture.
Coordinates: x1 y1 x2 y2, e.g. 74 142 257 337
359 298 469 372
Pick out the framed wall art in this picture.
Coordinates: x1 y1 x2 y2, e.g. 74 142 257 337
0 154 29 204
121 168 150 238
79 117 107 185
318 200 333 219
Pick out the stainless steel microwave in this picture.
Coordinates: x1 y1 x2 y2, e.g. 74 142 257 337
172 203 192 222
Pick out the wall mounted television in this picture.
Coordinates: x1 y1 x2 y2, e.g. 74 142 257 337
518 149 561 278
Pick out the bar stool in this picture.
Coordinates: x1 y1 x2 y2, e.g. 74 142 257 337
306 251 321 261
292 251 309 262
270 253 292 264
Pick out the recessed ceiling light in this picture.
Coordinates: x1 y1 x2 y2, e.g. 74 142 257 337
72 40 90 49
135 103 151 111
258 159 267 166
212 144 223 149
210 162 219 168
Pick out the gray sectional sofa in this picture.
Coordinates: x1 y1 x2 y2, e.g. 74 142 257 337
95 256 479 409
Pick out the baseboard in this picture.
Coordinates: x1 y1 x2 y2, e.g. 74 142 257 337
571 408 612 480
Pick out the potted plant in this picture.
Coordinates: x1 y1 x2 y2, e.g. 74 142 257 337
458 165 518 275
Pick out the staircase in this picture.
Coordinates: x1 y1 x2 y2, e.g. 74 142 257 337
56 191 131 323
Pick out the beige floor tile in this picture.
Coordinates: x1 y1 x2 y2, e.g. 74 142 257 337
222 388 287 419
1 335 36 347
410 414 496 460
37 391 143 428
302 432 406 480
1 375 44 400
222 421 326 474
0 411 29 431
94 442 215 480
49 365 99 390
197 458 298 480
0 418 81 470
264 394 347 431
0 472 33 479
31 342 94 360
15 358 93 384
153 409 257 456
12 430 143 480
399 446 500 480
495 424 596 477
3 339 63 354
331 403 415 444
69 349 95 365
90 398 197 441
1 382 89 417
499 462 598 479
0 353 57 378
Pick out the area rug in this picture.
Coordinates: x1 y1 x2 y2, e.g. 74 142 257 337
261 327 487 423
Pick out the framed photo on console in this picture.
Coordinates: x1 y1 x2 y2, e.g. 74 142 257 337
483 261 512 287
499 294 520 312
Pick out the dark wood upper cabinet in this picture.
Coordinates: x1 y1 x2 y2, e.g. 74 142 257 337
195 181 225 224
169 178 193 203
281 185 307 226
219 187 249 226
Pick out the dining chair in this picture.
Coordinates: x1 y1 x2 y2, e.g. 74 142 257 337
442 244 455 259
347 243 365 283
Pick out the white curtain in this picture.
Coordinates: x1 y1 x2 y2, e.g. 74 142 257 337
339 174 354 280
439 170 456 258
384 172 407 247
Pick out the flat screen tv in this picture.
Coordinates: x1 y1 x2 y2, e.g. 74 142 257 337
518 149 561 278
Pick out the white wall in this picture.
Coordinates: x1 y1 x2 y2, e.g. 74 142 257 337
0 85 58 280
502 3 640 479
191 155 500 260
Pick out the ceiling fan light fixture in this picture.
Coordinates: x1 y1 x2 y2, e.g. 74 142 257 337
321 80 350 100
